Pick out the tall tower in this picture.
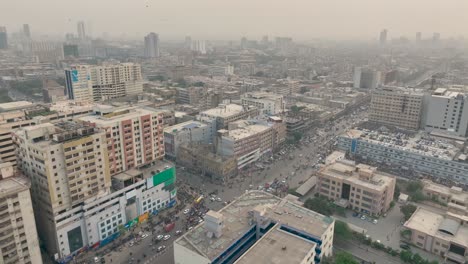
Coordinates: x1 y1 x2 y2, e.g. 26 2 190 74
415 32 422 43
144 32 160 58
0 26 8 49
77 21 86 40
23 24 31 39
379 29 388 45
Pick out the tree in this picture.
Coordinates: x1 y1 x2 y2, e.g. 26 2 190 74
394 184 401 200
410 190 426 202
334 220 352 240
193 81 205 87
334 252 359 264
401 204 417 220
304 197 334 216
407 181 423 193
400 250 412 263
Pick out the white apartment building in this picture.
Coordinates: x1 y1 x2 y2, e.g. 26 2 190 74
65 63 143 103
164 121 213 159
241 92 284 115
198 104 259 130
369 86 424 130
0 162 42 264
423 88 468 138
78 105 165 176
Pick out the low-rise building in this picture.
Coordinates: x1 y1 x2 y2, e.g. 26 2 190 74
404 208 468 264
198 104 259 130
174 191 334 264
422 180 468 215
241 92 284 115
0 162 43 264
317 160 396 216
164 121 213 159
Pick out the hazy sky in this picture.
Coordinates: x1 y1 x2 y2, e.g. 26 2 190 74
1 0 467 41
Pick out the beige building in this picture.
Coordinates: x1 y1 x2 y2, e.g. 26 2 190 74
317 160 396 216
174 191 334 264
369 86 424 130
404 208 468 264
0 110 35 166
422 179 468 215
0 162 42 264
199 104 259 130
13 121 110 258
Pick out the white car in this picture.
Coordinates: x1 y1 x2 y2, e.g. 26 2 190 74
156 235 164 240
372 219 378 224
163 235 171 241
198 219 204 223
183 209 190 214
141 233 149 239
94 257 100 263
216 197 222 202
157 245 166 252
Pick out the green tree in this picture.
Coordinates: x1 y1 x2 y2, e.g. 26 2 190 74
411 190 426 202
394 184 401 199
401 204 417 220
334 252 359 264
193 81 205 87
334 220 352 240
304 197 334 216
400 250 413 263
407 181 423 193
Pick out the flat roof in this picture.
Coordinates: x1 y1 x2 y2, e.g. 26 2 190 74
79 107 162 125
0 101 33 111
234 228 315 264
200 104 248 118
163 120 207 134
175 191 333 261
0 175 31 197
224 124 270 141
295 176 317 196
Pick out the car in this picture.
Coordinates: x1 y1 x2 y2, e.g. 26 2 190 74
128 241 134 247
141 233 149 239
157 245 166 252
198 219 204 223
188 226 193 231
163 235 171 241
156 235 164 240
94 257 100 263
400 244 410 250
175 230 182 235
352 212 359 217
360 215 366 220
372 219 378 224
210 197 215 202
216 197 222 202
183 209 190 214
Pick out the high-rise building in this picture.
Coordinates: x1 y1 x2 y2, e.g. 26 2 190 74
190 40 206 54
78 105 166 175
423 88 468 137
0 162 43 264
63 43 79 57
369 86 424 130
77 21 86 40
416 32 422 42
13 122 110 258
184 36 192 49
379 29 388 45
240 36 247 49
433 32 441 43
23 24 31 39
29 41 64 63
353 67 381 89
65 63 143 102
144 32 160 58
0 26 8 49
317 160 396 216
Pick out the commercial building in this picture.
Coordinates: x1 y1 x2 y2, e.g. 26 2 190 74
379 29 388 45
0 162 42 264
78 105 165 175
404 208 468 264
174 191 334 264
423 88 468 137
241 92 284 115
0 109 35 166
42 79 66 103
65 63 143 103
177 143 237 182
421 179 468 215
164 121 213 159
337 129 468 184
29 41 64 63
23 24 31 39
190 40 206 54
199 104 259 130
176 86 206 105
77 21 86 40
369 86 424 130
317 160 396 216
144 32 160 58
0 26 7 49
217 121 274 168
353 67 381 89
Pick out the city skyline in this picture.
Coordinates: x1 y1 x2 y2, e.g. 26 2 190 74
1 0 468 40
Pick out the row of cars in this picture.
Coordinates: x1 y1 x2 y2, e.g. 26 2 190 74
352 212 378 224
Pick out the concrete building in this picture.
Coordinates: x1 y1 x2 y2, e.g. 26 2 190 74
0 26 7 49
144 32 160 58
423 88 468 137
337 129 468 184
77 21 86 40
177 143 237 182
421 179 468 216
241 92 284 115
176 87 206 105
317 160 396 216
13 122 111 259
190 40 206 54
0 162 42 264
369 87 424 130
42 79 66 103
379 29 388 45
174 191 334 264
23 24 31 39
217 121 274 168
29 41 64 63
164 121 213 159
404 208 468 264
199 104 259 130
78 105 165 175
353 67 381 89
0 110 35 166
65 63 143 103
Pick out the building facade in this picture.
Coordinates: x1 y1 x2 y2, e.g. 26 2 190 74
369 87 424 130
241 92 284 115
198 104 259 130
0 162 42 264
164 121 213 159
317 161 396 216
144 32 160 58
0 27 7 49
353 67 381 89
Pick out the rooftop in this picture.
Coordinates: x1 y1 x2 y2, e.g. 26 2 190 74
79 106 162 125
341 129 464 161
200 104 252 118
164 121 208 134
0 101 34 111
0 175 31 197
242 92 283 101
223 124 271 141
175 191 333 261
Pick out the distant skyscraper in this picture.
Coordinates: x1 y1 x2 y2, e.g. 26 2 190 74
433 32 441 43
353 67 381 89
0 26 7 49
77 21 86 40
144 32 160 58
241 37 247 49
191 40 206 54
184 36 192 49
23 24 31 39
416 32 422 42
379 29 388 45
261 35 269 45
